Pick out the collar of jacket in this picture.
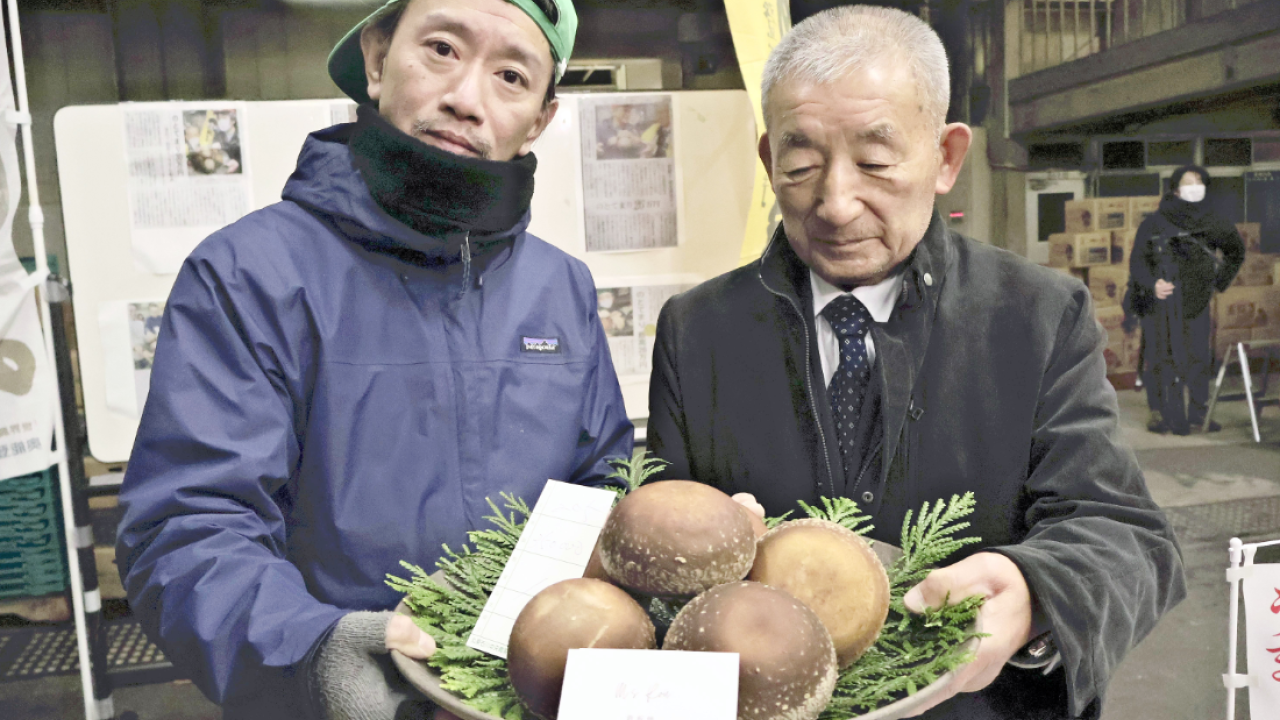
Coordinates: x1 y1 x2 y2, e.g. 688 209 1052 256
870 213 951 490
348 104 536 239
282 121 531 296
755 213 952 497
754 212 951 318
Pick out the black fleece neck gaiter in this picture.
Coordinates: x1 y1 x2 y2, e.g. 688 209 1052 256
348 104 537 239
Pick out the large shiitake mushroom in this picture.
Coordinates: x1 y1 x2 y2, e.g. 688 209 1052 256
506 578 656 720
747 518 890 667
664 581 837 720
598 480 757 596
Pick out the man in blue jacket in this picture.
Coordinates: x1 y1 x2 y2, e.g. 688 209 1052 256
116 1 632 718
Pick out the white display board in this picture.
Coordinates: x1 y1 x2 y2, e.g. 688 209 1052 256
54 92 757 464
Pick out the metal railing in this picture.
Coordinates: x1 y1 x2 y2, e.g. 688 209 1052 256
1014 0 1254 77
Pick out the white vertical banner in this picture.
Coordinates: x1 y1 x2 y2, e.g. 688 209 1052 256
1242 563 1280 715
0 19 53 482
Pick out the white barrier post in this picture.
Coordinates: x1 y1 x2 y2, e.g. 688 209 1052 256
3 4 97 717
1227 537 1245 720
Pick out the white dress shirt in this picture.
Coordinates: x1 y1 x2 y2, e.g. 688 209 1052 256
811 269 903 388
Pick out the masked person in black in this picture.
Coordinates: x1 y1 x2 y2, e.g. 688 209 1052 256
1128 164 1245 434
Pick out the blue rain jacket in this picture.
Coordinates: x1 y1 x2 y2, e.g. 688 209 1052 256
116 124 633 715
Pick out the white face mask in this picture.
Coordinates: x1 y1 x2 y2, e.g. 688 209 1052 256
1178 183 1206 203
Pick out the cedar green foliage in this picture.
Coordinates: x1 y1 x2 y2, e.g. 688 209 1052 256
605 450 669 494
798 494 987 717
386 494 530 719
386 459 984 720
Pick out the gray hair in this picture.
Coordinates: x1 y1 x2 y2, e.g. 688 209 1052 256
761 5 950 135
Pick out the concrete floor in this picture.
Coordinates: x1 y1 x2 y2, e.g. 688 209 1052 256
2 377 1278 720
1100 382 1280 720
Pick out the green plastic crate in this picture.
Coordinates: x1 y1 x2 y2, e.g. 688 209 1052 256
0 468 68 599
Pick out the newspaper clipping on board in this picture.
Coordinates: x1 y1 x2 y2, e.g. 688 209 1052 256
596 282 693 378
578 95 679 253
123 102 253 274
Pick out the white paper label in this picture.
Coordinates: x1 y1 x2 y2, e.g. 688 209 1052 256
558 648 739 720
466 480 617 658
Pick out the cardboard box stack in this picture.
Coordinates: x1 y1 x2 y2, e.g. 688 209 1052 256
1045 203 1280 379
1231 222 1278 287
1042 197 1160 379
1048 232 1111 268
1212 222 1280 357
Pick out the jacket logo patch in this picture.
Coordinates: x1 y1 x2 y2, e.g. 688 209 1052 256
522 336 561 354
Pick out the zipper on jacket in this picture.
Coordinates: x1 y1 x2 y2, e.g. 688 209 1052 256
458 231 472 299
852 399 920 498
851 440 882 495
757 240 837 497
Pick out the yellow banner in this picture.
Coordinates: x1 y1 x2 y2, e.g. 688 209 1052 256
723 0 791 265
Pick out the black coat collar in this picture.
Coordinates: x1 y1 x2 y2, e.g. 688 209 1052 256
755 213 951 313
755 213 953 506
871 216 950 493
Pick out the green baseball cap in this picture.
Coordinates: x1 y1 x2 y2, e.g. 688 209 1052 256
327 0 578 104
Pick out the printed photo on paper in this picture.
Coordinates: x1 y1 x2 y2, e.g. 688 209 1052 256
183 109 242 175
596 283 692 378
129 301 165 413
123 102 254 274
579 96 679 253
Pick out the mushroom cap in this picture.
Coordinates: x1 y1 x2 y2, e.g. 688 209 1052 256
599 480 757 596
664 581 837 720
748 518 890 667
507 578 656 720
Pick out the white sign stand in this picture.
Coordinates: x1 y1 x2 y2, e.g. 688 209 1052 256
1225 536 1280 720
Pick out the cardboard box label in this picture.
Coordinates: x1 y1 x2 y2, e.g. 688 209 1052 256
1112 229 1137 265
1131 197 1160 226
1088 266 1129 308
1098 198 1130 230
1052 232 1112 268
1215 287 1280 331
1122 330 1142 371
1078 232 1112 266
1096 305 1126 334
1047 233 1074 268
1237 223 1262 254
1231 254 1278 287
1064 199 1098 234
1103 343 1124 374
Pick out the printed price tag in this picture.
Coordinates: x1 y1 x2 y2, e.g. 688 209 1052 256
466 480 617 658
558 649 738 720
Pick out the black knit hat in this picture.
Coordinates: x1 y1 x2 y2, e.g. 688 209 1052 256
1170 164 1211 190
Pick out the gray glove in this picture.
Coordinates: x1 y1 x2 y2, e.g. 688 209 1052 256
312 611 436 720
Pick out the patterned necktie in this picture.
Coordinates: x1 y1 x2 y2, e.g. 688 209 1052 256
822 294 874 477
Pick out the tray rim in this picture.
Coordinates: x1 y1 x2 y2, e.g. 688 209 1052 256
390 573 980 720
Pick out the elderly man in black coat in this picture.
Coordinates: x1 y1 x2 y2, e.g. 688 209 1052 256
647 6 1185 719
